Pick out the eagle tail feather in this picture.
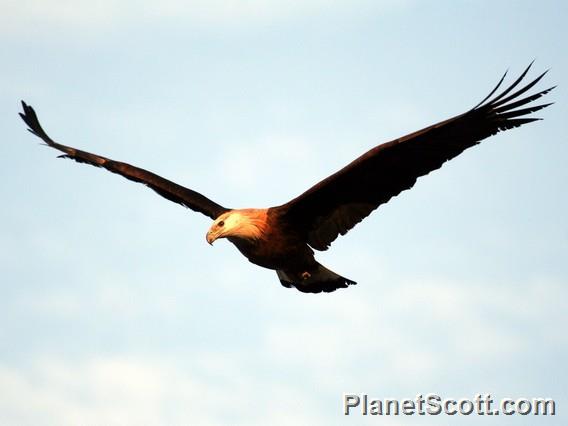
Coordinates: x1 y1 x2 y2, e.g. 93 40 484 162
276 264 356 294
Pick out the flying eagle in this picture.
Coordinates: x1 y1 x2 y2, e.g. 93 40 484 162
19 64 553 293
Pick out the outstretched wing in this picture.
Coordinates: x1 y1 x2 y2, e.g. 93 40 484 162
276 63 555 250
19 101 228 220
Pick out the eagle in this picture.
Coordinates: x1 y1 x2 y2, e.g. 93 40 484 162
19 63 553 293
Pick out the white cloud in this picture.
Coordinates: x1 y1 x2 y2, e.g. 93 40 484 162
216 134 318 193
0 357 201 425
1 274 564 425
1 0 409 36
258 272 565 390
0 355 325 426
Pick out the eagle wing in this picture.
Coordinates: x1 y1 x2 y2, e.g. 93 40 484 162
19 101 228 220
276 63 554 250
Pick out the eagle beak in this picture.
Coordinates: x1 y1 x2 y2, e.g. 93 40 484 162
206 230 217 245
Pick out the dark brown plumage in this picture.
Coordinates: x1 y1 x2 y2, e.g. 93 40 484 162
19 63 554 293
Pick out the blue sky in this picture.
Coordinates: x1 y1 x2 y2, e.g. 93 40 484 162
1 1 567 424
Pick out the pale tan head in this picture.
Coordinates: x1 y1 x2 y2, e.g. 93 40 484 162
206 209 268 245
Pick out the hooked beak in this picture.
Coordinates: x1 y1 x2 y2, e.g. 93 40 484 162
206 230 217 245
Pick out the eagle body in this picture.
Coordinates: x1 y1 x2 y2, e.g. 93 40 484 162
213 208 353 292
225 209 305 271
19 63 554 293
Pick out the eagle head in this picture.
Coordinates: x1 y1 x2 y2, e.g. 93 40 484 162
206 209 267 245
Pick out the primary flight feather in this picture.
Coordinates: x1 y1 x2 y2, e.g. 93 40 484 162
19 63 554 293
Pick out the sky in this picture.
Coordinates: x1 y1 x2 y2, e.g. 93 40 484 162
1 0 567 424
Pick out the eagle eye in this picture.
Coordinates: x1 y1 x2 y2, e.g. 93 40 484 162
218 220 225 227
